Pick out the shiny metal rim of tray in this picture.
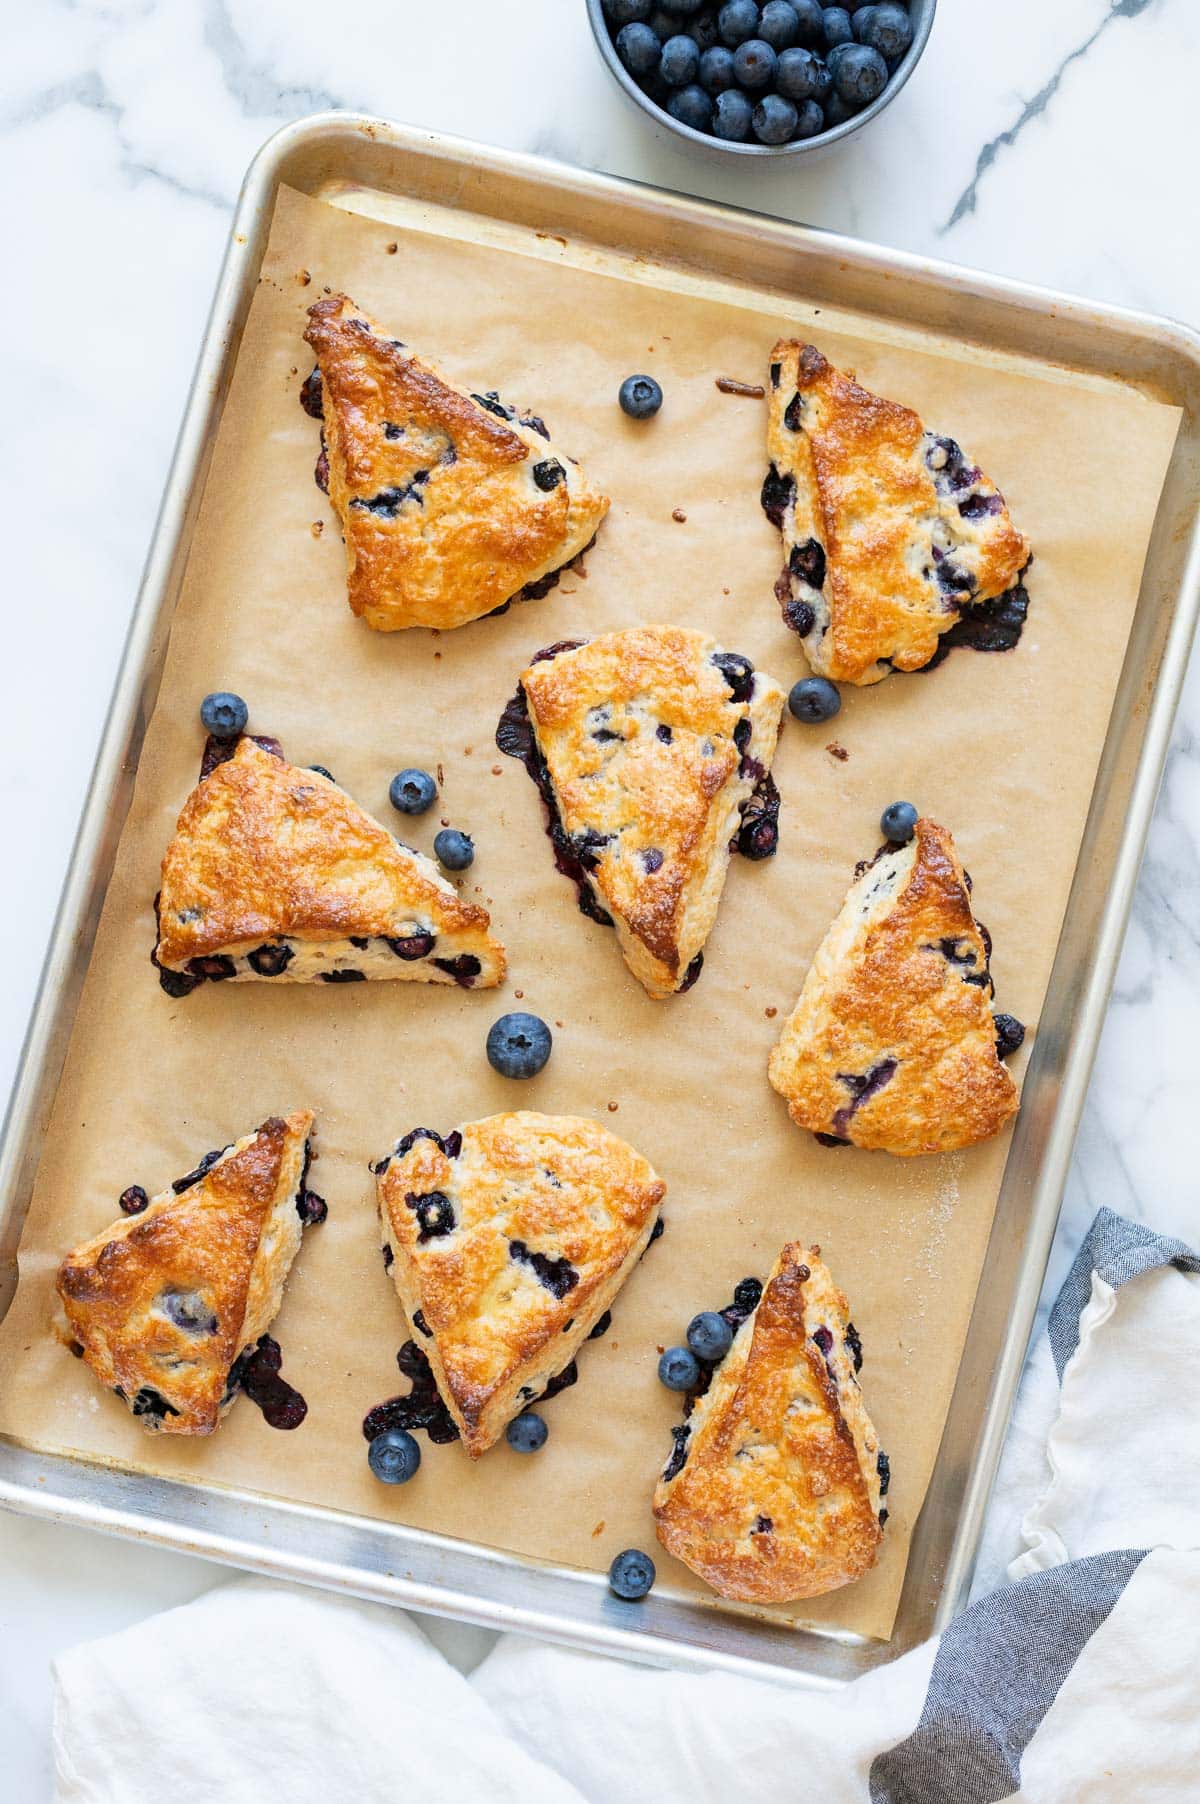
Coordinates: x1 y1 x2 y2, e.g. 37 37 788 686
2 113 1199 1687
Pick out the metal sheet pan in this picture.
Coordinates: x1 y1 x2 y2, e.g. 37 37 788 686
2 113 1199 1687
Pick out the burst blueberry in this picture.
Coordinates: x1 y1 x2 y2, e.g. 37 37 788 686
367 1427 421 1484
788 676 841 723
776 45 831 100
687 1310 734 1362
660 32 700 83
200 691 248 739
880 799 918 843
619 374 664 419
506 1411 549 1453
609 1548 656 1600
389 768 437 815
434 828 475 871
486 1012 553 1079
658 1346 702 1391
994 1014 1026 1060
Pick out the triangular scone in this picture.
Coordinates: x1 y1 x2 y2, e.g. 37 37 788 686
57 1112 314 1434
763 342 1031 685
768 819 1020 1155
374 1112 664 1456
654 1243 886 1603
303 294 610 631
153 737 506 993
513 627 786 999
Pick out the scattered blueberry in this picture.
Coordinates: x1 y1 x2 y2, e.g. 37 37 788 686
687 1310 734 1362
794 96 826 135
667 82 714 129
699 43 737 90
486 1012 553 1079
658 1346 702 1391
616 20 662 75
880 799 918 843
609 1548 656 1600
788 676 842 722
717 0 760 44
758 0 800 47
660 32 700 83
713 87 754 137
776 45 831 100
506 1411 549 1453
859 0 911 53
733 37 777 88
822 4 854 44
994 1013 1026 1060
752 91 797 140
833 40 888 104
368 1426 422 1484
434 828 475 871
389 768 437 815
604 0 653 20
619 374 664 419
199 691 248 739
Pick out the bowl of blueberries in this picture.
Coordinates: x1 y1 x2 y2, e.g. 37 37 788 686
587 0 935 154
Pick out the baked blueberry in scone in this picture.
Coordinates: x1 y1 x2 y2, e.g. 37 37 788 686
763 342 1032 685
303 294 610 631
56 1112 316 1435
153 736 505 993
654 1242 886 1603
499 627 786 1000
374 1112 664 1456
767 818 1022 1155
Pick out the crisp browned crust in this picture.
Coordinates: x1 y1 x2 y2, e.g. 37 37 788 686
155 737 505 986
56 1112 313 1434
765 341 1031 685
654 1242 884 1603
767 819 1020 1155
375 1112 664 1456
520 627 785 998
304 294 609 631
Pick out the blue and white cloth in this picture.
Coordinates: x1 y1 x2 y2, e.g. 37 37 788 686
53 1210 1200 1804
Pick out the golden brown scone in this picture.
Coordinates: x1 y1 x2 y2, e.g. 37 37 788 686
57 1112 315 1435
374 1113 664 1456
654 1242 886 1603
763 342 1031 685
768 819 1022 1156
514 627 786 999
303 294 609 631
154 736 505 993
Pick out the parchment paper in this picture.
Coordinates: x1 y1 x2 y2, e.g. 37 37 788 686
0 182 1181 1641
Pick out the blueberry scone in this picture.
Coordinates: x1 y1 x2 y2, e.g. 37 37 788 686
768 819 1023 1155
763 342 1031 685
153 735 506 995
654 1243 887 1603
57 1112 316 1435
302 294 610 632
496 627 786 999
374 1112 664 1456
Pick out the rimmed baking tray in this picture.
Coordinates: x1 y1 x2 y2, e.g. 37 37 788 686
2 113 1199 1687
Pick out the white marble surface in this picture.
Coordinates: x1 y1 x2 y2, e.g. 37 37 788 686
2 0 1198 1794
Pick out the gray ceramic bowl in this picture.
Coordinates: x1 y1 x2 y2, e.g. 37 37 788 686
586 0 936 157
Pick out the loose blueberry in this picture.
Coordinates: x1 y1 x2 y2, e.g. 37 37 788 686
486 1012 553 1080
752 92 797 141
789 676 842 722
199 691 248 739
859 0 910 54
658 1346 702 1391
880 799 918 843
619 374 664 419
604 0 652 20
699 43 737 91
506 1411 549 1453
119 1185 149 1216
368 1426 422 1484
994 1013 1026 1060
717 0 760 44
794 97 826 136
667 82 714 130
609 1548 656 1600
776 44 831 100
822 4 854 44
833 40 888 104
733 1276 763 1312
616 21 662 76
687 1310 734 1362
434 828 475 871
389 768 437 815
660 32 700 84
758 0 800 47
733 37 777 88
713 87 754 138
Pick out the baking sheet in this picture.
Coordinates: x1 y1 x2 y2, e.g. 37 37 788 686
0 182 1180 1642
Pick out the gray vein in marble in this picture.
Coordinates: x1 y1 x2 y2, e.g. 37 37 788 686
942 0 1159 233
204 0 345 120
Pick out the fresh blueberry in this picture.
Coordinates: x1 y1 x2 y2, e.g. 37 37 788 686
880 799 918 843
199 691 248 739
833 40 888 104
713 88 754 137
687 1310 734 1362
616 21 662 76
604 0 653 20
368 1426 421 1484
506 1411 549 1453
686 12 721 49
776 45 831 100
658 1346 702 1391
752 92 797 141
649 6 682 34
609 1548 656 1600
788 676 842 722
434 828 475 871
389 768 437 815
859 0 911 54
660 32 700 83
824 87 854 124
794 97 826 135
667 82 714 129
619 374 664 419
717 0 760 45
758 0 800 46
699 43 737 90
851 2 877 38
733 37 777 88
486 1012 553 1079
823 4 853 44
994 1014 1026 1060
789 0 826 42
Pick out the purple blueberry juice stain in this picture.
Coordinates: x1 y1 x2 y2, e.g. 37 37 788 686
226 1335 307 1430
362 1339 460 1446
831 1058 898 1138
922 575 1030 670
